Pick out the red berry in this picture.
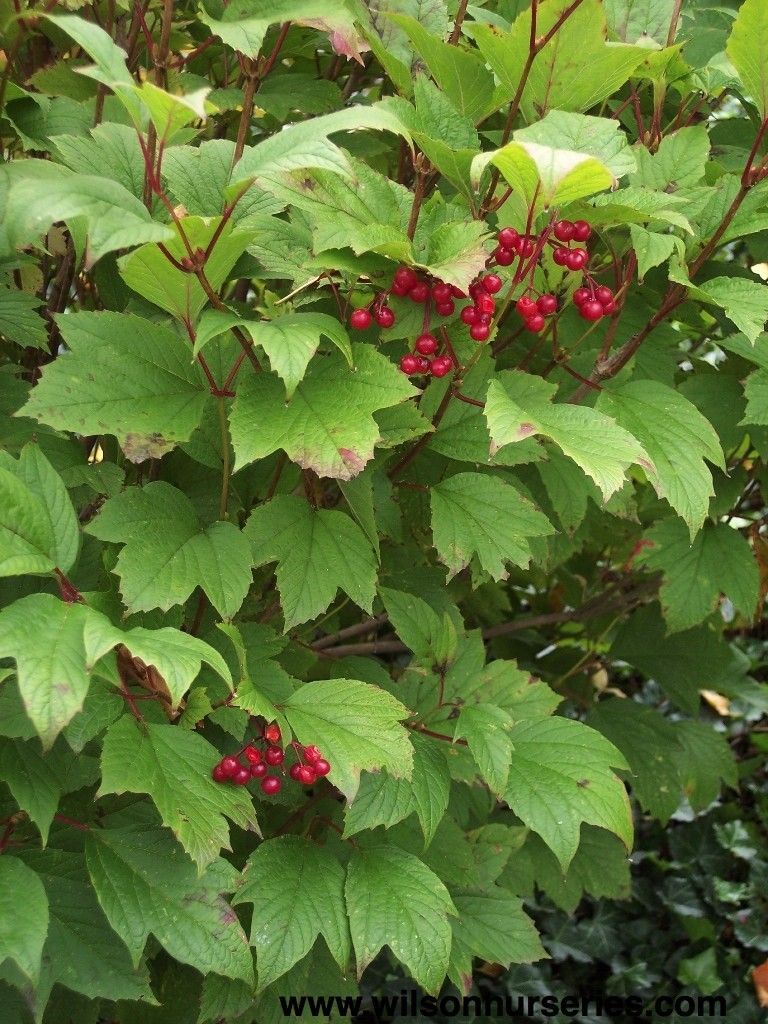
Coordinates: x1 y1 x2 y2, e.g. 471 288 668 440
482 274 503 295
374 306 395 328
553 247 570 266
497 227 519 249
314 759 331 777
260 776 282 795
264 723 281 744
525 313 546 333
265 746 284 766
415 332 438 355
349 308 372 330
417 356 431 373
477 312 492 325
289 763 304 781
212 764 227 782
601 298 617 315
220 756 239 778
391 279 410 296
553 220 575 242
400 353 420 375
493 247 515 266
251 762 267 778
468 282 483 300
515 237 535 258
303 745 322 763
566 249 587 271
516 295 537 317
243 745 261 764
432 282 452 303
476 294 495 315
470 323 490 342
450 285 466 298
572 220 592 242
409 282 430 303
430 356 453 377
436 299 455 317
233 767 251 785
536 293 558 316
460 306 477 325
595 286 613 304
296 765 317 785
580 300 604 321
573 287 591 306
394 266 417 291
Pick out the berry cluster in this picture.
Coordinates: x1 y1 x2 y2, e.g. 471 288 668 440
550 219 592 271
515 292 557 333
211 722 331 797
460 274 502 343
572 284 617 321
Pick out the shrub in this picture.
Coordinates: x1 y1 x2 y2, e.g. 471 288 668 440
0 0 766 1018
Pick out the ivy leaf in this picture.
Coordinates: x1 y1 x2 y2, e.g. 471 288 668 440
503 716 633 870
87 481 251 618
345 845 456 994
230 345 417 479
86 824 252 983
640 519 760 633
282 678 413 800
0 444 79 577
448 891 545 994
21 312 207 463
239 313 353 398
245 496 377 630
430 472 553 580
235 836 349 990
486 372 652 500
726 0 768 119
99 716 259 871
0 856 48 983
596 380 724 536
453 704 515 798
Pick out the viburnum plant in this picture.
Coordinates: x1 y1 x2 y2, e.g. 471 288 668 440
0 0 767 1017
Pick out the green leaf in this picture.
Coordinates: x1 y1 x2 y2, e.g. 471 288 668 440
640 519 760 632
514 111 636 180
408 732 450 847
477 140 613 211
473 0 645 120
238 313 352 397
379 587 458 667
200 0 361 59
282 678 412 800
230 345 417 479
119 218 255 323
235 836 349 990
44 14 132 86
0 286 48 348
21 312 207 463
610 603 752 713
587 698 684 824
453 703 515 798
87 481 252 617
86 824 252 983
503 716 632 870
0 443 79 574
389 15 497 123
743 368 768 425
245 496 377 630
430 472 553 580
343 769 415 838
630 125 709 190
691 276 768 344
345 845 456 993
448 890 545 993
605 0 677 44
0 857 48 984
629 225 681 279
727 0 768 118
99 716 259 871
596 380 725 536
4 170 171 262
22 848 155 1011
0 596 93 748
486 372 652 500
677 947 723 996
675 720 737 811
